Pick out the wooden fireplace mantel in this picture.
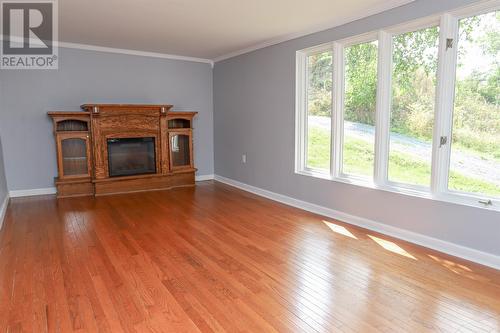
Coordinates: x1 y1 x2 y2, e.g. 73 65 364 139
48 104 197 198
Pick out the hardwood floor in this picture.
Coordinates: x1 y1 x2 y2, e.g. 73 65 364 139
0 181 499 332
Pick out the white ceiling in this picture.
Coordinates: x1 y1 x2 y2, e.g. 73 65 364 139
59 0 412 61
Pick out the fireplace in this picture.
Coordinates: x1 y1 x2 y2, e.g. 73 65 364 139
48 105 197 197
107 137 156 177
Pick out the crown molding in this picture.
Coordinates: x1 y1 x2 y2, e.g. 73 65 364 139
213 0 414 63
58 42 214 66
0 35 214 66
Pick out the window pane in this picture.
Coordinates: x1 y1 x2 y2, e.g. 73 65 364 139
449 11 500 197
306 50 332 171
343 41 378 177
389 26 439 186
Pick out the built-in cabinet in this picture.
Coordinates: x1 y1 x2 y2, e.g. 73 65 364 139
48 105 197 198
167 114 194 171
48 114 94 197
53 117 91 178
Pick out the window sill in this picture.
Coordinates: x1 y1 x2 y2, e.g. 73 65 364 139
295 170 500 213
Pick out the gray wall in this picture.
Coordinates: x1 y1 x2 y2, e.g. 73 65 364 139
0 136 8 206
0 48 214 191
214 0 500 256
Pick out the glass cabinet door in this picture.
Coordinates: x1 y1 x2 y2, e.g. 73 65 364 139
59 136 90 177
169 132 192 169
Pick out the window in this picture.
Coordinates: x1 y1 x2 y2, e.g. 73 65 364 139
448 10 500 199
342 40 378 178
389 26 439 187
296 2 500 210
304 49 333 173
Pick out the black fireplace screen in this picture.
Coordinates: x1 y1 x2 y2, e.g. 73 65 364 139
107 137 156 177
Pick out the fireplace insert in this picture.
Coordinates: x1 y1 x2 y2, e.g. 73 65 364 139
107 137 156 177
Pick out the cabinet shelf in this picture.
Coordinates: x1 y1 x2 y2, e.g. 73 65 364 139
168 118 191 129
62 157 87 160
56 119 88 132
55 131 88 135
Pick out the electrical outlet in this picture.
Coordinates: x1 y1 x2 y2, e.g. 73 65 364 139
242 154 247 164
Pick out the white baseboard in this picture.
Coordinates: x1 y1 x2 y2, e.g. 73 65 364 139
196 174 215 181
0 194 9 230
9 187 56 198
8 175 215 198
214 175 500 270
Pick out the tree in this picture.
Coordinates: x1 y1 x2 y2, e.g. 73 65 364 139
307 52 332 117
306 13 499 150
345 42 378 125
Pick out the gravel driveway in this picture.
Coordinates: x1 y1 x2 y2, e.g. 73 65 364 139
309 116 500 185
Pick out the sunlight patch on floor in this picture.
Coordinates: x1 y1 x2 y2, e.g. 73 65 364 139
428 254 472 272
368 235 416 260
426 254 490 282
323 221 357 239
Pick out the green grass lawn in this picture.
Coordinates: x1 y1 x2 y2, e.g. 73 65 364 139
307 126 500 197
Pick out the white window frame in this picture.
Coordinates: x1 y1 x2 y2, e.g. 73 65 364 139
435 1 500 208
295 0 500 211
295 42 334 179
384 17 441 193
334 32 378 183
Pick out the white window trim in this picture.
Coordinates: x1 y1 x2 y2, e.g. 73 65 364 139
432 13 457 195
295 42 334 176
295 49 307 174
374 30 392 186
295 0 500 212
331 41 343 179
